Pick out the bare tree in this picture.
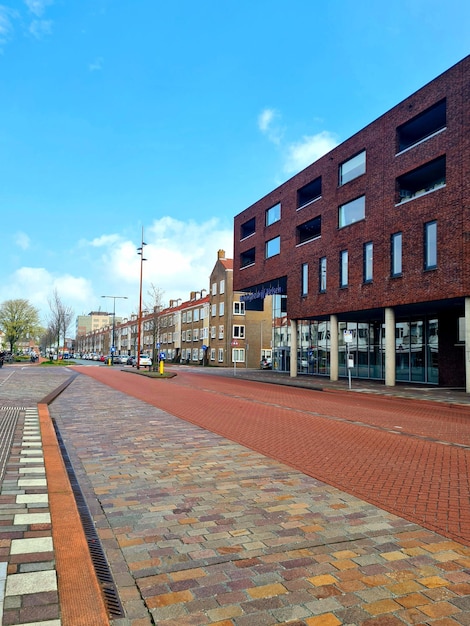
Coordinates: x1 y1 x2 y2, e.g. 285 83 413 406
48 289 74 357
40 325 57 359
145 284 165 370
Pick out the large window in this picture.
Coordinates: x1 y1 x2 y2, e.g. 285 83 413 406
240 217 256 239
340 250 348 287
397 99 446 152
232 348 245 363
363 242 373 283
297 177 322 208
301 263 308 296
339 196 365 228
391 232 402 277
339 151 366 185
297 216 321 245
319 257 327 292
266 203 281 226
397 156 446 203
240 247 256 268
424 221 437 270
266 236 280 258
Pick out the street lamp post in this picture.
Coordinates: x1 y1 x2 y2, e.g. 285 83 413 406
136 228 147 370
101 295 128 364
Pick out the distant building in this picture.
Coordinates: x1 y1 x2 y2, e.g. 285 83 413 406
76 311 122 354
78 250 273 369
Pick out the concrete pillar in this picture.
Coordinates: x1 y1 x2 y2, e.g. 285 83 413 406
466 298 470 394
385 307 396 387
330 315 338 381
290 319 297 378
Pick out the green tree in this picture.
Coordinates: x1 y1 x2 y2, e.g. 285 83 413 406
0 299 41 353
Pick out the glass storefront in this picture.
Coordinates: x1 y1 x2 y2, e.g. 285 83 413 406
271 304 439 384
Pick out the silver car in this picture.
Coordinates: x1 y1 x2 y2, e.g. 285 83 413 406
133 354 152 368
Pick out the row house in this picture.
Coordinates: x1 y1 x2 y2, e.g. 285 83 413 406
77 250 273 369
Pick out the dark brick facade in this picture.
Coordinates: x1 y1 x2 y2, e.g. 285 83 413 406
234 56 469 317
233 56 469 386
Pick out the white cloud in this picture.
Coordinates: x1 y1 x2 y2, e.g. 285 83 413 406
24 0 53 17
29 18 52 38
0 267 94 326
0 216 233 329
258 107 283 145
0 6 17 46
283 131 339 174
258 107 339 176
89 233 121 248
91 216 233 311
14 231 31 250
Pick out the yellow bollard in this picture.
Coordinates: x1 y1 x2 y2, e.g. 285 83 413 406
159 359 164 375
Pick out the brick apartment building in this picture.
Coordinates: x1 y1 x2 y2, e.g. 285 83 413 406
234 56 470 391
78 250 272 369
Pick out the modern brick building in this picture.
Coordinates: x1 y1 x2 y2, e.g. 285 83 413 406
234 56 470 391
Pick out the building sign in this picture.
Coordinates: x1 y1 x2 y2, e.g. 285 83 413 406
241 285 283 303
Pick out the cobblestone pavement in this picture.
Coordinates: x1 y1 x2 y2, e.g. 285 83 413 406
0 368 73 626
1 364 470 625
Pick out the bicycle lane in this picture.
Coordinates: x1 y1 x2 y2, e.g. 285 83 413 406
74 366 470 547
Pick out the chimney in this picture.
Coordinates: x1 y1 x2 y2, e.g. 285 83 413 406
218 249 226 260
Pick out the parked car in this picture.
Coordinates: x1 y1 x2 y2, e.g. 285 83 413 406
127 356 136 366
260 358 272 370
114 355 128 364
133 354 152 368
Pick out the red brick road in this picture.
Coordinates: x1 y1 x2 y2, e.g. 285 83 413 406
77 366 470 547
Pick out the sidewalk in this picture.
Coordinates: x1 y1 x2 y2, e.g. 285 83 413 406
1 364 470 626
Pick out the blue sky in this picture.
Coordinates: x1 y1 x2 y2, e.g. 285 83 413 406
1 0 468 327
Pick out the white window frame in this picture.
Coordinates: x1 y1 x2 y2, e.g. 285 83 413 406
232 348 245 363
233 325 245 339
233 301 245 315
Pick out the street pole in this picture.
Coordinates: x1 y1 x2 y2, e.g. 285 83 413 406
136 228 147 370
101 295 128 364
